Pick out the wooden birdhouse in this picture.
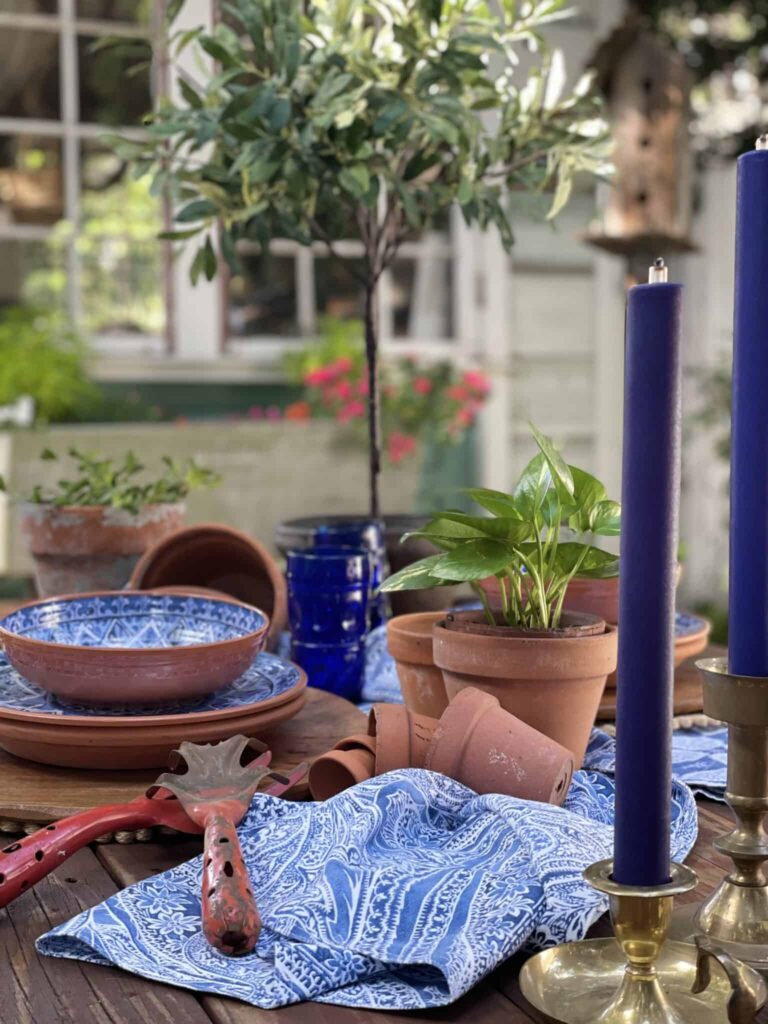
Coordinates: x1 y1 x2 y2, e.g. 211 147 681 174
586 15 696 258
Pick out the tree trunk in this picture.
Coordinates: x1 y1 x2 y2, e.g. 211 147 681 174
363 281 382 519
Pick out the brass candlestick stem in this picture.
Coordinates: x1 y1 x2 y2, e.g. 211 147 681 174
686 657 768 967
520 858 767 1024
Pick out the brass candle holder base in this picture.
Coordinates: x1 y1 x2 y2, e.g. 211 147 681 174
681 658 768 968
519 859 767 1024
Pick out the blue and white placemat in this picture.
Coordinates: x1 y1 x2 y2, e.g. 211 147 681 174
38 767 696 1011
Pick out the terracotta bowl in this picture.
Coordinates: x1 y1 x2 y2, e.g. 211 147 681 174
129 523 288 648
0 591 270 705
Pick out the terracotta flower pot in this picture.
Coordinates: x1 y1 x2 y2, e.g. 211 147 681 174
333 732 378 755
20 502 185 597
386 612 449 719
129 523 288 649
425 688 575 805
308 746 376 800
367 703 438 774
432 612 618 767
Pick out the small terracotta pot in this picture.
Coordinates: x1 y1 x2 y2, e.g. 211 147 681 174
333 732 378 755
433 613 617 767
425 688 575 805
21 503 185 597
308 747 376 800
367 703 438 774
386 612 449 719
129 523 288 649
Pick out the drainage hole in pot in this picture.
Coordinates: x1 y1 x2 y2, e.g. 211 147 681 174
206 857 212 868
207 887 216 898
20 880 28 889
224 862 234 878
65 877 78 884
34 850 44 862
0 873 5 884
46 825 56 831
218 837 229 844
2 843 21 853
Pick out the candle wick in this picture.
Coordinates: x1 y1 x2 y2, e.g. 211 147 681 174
648 257 668 283
757 133 768 151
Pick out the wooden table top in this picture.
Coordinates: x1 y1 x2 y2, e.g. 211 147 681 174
2 796 767 1024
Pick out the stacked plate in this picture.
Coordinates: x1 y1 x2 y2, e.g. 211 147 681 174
0 649 307 769
0 592 306 769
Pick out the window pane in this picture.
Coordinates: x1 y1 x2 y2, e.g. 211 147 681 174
315 258 365 322
391 257 454 338
0 30 60 119
76 0 147 20
0 136 63 227
0 240 63 312
78 34 152 125
0 0 56 10
78 141 164 335
229 251 297 337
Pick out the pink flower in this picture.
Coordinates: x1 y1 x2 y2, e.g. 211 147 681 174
266 405 282 421
456 407 474 427
356 378 370 396
334 379 353 400
337 400 366 423
248 405 264 420
412 376 432 395
388 431 417 463
331 357 353 374
304 367 334 386
463 369 491 395
447 384 469 402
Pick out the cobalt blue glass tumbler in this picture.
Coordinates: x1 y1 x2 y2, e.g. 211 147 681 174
313 519 390 628
286 546 370 700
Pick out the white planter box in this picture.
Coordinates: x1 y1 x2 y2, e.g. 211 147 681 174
0 422 421 575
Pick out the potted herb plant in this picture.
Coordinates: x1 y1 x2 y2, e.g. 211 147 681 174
121 0 609 521
381 426 620 764
10 449 220 596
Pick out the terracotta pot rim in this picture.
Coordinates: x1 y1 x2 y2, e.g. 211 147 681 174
436 613 612 643
0 588 270 660
20 502 186 516
386 611 442 664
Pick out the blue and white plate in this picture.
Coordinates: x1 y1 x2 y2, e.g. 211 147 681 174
0 650 304 722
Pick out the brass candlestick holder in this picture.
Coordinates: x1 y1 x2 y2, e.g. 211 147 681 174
677 657 768 968
520 858 767 1023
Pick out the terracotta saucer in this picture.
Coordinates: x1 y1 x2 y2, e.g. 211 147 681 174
0 690 307 769
0 651 306 727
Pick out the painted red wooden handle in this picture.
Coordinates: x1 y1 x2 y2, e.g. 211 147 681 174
201 813 260 957
0 800 158 908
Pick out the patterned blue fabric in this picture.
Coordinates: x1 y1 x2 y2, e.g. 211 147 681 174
37 768 697 1010
0 650 301 717
0 592 266 648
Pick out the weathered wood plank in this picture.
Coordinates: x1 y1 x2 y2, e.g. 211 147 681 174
0 847 212 1024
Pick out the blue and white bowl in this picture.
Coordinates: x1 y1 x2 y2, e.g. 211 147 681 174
0 591 270 705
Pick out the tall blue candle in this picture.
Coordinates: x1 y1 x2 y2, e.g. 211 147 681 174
728 136 768 676
613 260 683 886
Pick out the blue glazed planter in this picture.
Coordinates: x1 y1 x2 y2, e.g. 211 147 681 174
290 639 366 701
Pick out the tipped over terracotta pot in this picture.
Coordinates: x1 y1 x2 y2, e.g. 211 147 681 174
425 688 575 805
386 612 449 719
308 746 376 801
367 703 438 774
432 611 617 767
129 523 287 649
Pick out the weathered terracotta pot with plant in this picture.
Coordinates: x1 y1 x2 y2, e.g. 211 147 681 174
13 448 219 596
382 424 621 767
386 611 449 719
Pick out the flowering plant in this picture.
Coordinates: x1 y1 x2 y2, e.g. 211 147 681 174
286 321 490 464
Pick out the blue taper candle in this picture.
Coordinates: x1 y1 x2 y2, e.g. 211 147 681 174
613 259 683 886
728 136 768 676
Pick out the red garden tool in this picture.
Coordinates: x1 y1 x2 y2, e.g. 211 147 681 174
0 735 308 956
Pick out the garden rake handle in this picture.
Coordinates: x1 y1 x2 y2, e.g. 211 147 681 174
0 799 190 909
201 812 260 956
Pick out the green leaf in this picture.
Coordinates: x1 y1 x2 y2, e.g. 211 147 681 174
431 540 515 582
178 77 203 109
422 512 530 544
202 236 217 280
512 452 551 521
590 499 621 536
463 487 520 519
176 199 216 223
380 554 458 591
158 228 201 241
338 163 370 198
529 423 574 498
268 96 292 131
554 543 619 579
40 448 57 461
568 465 607 530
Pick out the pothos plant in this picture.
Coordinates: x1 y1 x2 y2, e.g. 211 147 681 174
4 448 221 515
116 0 610 518
381 424 621 630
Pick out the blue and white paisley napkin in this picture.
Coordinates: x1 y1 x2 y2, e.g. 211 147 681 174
38 768 697 1010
